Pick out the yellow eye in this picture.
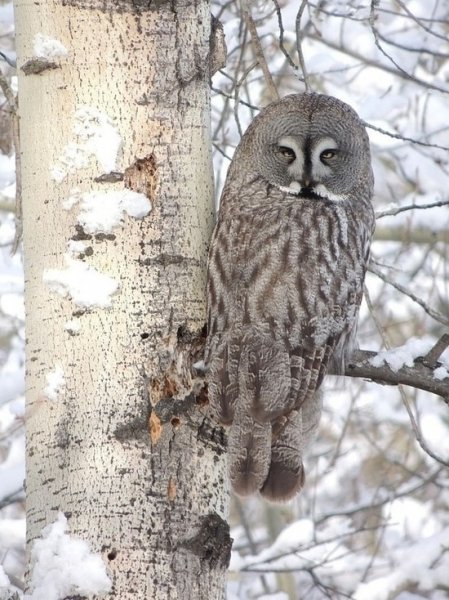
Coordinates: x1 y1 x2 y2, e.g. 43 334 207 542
278 146 296 162
320 149 337 161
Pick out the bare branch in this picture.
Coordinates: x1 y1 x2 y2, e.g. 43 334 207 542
211 84 260 111
422 334 449 369
241 1 279 103
368 0 440 91
234 61 258 136
373 226 449 245
369 263 449 326
305 32 449 95
295 0 311 91
271 0 299 70
315 468 442 525
396 0 449 42
365 121 449 152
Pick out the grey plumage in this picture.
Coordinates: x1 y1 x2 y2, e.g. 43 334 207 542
206 93 375 502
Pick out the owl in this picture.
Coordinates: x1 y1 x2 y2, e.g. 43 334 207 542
205 93 375 502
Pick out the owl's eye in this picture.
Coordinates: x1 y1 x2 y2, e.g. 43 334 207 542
278 146 296 162
320 149 337 162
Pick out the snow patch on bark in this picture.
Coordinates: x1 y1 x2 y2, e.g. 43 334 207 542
43 256 119 309
51 106 122 182
43 365 65 401
33 33 68 60
25 513 112 600
64 319 81 335
75 189 151 233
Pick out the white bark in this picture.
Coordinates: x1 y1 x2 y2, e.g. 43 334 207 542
15 1 229 598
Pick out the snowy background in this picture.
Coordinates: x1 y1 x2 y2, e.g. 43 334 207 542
1 0 449 598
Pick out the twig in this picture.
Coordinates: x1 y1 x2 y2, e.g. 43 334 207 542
373 226 449 245
0 69 21 254
0 488 24 510
369 0 439 90
396 0 449 42
368 263 449 326
211 84 260 111
422 334 449 369
376 198 449 218
0 51 16 68
271 0 299 70
305 32 449 95
315 468 442 525
234 497 270 593
295 0 311 92
365 121 449 152
234 61 258 137
241 0 279 103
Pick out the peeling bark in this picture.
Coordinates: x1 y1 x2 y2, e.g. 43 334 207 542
16 0 229 597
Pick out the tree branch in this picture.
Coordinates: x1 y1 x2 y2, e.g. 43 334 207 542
295 0 311 91
241 1 279 103
0 69 21 254
337 347 449 404
373 226 449 245
375 198 449 219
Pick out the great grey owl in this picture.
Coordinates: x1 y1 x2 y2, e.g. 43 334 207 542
205 93 375 502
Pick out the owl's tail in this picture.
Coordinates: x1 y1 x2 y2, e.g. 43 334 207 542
227 407 305 502
227 401 271 496
260 409 305 502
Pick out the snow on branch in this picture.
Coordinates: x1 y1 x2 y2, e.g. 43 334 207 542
338 335 449 403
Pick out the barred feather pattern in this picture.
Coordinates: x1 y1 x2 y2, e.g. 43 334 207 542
206 93 375 502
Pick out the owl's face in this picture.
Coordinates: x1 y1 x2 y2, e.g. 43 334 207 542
247 94 373 202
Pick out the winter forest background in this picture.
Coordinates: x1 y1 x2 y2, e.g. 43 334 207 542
1 0 449 598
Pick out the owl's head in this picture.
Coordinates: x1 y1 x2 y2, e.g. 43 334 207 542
236 93 373 202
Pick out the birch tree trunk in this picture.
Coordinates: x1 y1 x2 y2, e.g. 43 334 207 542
15 1 230 597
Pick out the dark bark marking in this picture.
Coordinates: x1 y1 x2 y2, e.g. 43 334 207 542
114 415 151 444
94 232 116 241
94 171 124 183
179 512 232 569
61 0 172 11
71 224 92 241
21 58 59 75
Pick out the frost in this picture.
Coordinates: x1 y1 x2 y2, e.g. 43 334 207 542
43 365 65 401
76 189 151 234
43 256 119 309
51 107 122 182
25 513 111 600
33 33 68 60
369 337 445 372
